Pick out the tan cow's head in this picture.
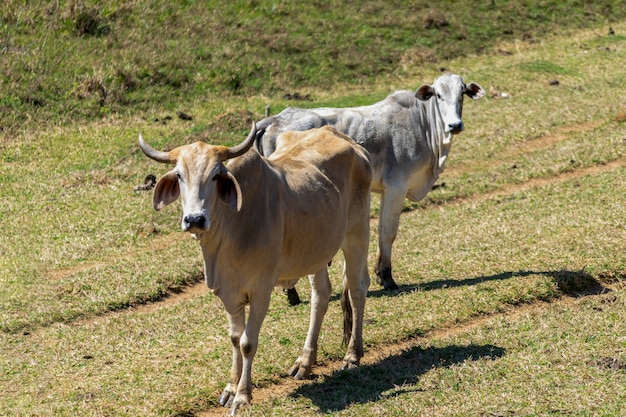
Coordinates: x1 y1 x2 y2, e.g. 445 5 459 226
139 122 258 234
415 73 485 134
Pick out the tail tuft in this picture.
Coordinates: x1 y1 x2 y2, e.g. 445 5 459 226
341 286 353 346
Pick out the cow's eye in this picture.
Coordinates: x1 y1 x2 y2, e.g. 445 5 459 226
176 172 182 181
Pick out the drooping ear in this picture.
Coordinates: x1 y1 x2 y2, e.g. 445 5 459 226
464 82 485 99
216 168 243 212
153 171 180 211
415 84 435 101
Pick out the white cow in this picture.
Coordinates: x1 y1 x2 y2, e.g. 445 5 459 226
139 123 371 415
257 73 485 291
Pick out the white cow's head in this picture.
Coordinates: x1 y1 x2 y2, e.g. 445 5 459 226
139 122 258 234
415 73 485 134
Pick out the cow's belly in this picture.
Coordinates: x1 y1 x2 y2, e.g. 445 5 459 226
371 160 436 202
275 244 341 281
405 167 437 202
276 209 347 279
368 164 385 193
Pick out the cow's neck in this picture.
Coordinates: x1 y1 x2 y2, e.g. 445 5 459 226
425 97 452 179
198 151 273 290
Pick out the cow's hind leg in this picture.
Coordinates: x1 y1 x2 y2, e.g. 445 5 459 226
289 268 331 379
339 271 368 369
280 278 302 306
340 215 370 369
375 186 405 290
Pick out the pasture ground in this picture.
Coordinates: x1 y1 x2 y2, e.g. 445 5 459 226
1 3 625 416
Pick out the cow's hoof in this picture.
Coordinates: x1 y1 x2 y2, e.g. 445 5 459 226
340 356 360 371
291 367 309 380
383 280 399 291
288 357 312 380
228 394 251 416
219 388 235 407
229 401 242 416
376 266 398 290
285 287 302 306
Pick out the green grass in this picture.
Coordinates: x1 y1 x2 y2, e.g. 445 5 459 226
1 1 625 416
2 0 625 137
518 59 577 75
1 157 623 417
258 290 626 416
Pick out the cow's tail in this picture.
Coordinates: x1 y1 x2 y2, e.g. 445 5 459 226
341 285 353 346
253 115 275 156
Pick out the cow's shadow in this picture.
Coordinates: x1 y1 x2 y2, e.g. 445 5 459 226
290 343 505 413
321 269 607 305
286 269 605 411
366 268 608 299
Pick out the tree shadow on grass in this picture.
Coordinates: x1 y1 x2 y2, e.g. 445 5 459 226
366 269 610 299
290 343 505 413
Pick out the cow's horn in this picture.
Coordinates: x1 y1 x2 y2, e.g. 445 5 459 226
138 134 175 164
223 121 258 160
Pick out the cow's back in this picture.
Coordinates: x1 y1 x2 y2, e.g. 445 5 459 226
257 108 326 155
270 126 370 194
258 91 431 191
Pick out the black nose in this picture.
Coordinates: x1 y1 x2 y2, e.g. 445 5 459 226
184 214 206 229
448 121 463 133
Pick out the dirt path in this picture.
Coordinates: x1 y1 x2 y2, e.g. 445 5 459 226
446 119 607 177
456 158 625 205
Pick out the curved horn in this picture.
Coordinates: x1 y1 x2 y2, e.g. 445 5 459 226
138 133 175 164
222 121 259 160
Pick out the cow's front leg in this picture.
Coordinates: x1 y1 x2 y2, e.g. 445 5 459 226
375 187 406 290
289 268 331 379
219 308 245 408
228 288 272 415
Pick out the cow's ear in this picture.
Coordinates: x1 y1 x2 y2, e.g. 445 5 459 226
415 84 434 101
216 168 242 212
465 82 485 99
153 171 180 211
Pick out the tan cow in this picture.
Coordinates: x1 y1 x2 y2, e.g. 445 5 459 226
139 123 371 415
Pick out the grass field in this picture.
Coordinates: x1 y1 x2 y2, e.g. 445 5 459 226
1 1 625 416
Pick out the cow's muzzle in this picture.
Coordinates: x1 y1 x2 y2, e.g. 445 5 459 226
447 121 464 134
183 213 207 232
